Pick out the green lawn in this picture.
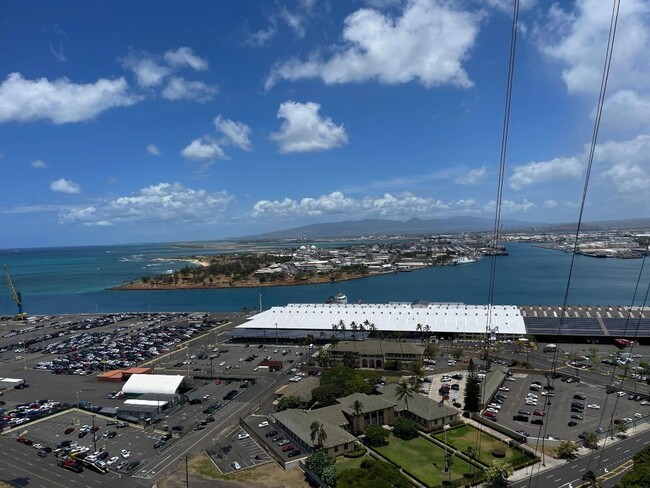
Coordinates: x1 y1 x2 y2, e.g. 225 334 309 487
376 435 477 486
335 454 367 473
433 424 532 466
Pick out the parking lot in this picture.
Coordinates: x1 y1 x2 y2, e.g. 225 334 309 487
208 425 272 474
486 372 650 441
9 410 163 473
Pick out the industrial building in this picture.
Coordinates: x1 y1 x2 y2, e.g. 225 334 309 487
231 301 650 344
232 301 525 341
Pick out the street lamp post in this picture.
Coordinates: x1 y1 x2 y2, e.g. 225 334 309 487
275 322 278 346
443 424 451 480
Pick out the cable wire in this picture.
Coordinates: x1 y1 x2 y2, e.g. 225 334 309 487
525 1 621 486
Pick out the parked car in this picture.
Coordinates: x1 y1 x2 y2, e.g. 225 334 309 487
568 421 578 427
533 409 546 417
571 414 584 420
237 433 250 440
587 404 601 409
258 421 269 428
531 418 543 425
288 449 301 457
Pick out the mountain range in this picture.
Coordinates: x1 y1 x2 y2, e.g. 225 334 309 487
238 216 650 240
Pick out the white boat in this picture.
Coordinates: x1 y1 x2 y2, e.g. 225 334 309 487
454 256 477 265
333 292 347 304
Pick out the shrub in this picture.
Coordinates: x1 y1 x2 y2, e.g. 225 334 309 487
393 417 419 440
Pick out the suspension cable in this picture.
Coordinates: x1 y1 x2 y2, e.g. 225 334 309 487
526 1 621 487
475 0 520 465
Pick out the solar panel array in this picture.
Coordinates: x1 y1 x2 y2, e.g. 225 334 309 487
602 318 650 336
523 316 604 336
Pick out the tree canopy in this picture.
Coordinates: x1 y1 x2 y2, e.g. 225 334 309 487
311 366 381 407
464 358 482 412
393 417 419 440
363 425 390 447
337 459 411 488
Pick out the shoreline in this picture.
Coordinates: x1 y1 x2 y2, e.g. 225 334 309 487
109 269 405 291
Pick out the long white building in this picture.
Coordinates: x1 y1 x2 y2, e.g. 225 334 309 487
232 301 526 340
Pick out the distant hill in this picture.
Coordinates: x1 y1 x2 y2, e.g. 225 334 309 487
237 216 650 241
239 217 540 240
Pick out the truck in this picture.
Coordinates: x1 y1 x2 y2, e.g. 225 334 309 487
615 338 632 349
543 344 557 353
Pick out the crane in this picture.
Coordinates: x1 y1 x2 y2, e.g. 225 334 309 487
3 265 27 320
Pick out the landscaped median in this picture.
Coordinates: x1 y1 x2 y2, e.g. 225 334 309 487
374 434 478 487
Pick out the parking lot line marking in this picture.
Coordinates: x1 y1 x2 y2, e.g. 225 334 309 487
624 449 631 454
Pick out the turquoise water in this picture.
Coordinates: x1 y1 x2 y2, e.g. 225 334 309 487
1 242 648 315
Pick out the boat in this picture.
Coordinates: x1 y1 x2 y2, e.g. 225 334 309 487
453 256 477 265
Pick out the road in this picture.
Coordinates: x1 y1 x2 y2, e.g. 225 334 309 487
512 429 650 488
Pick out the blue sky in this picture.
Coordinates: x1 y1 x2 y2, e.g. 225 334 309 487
2 0 650 248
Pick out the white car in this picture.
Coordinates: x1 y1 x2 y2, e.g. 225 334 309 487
121 449 130 458
498 387 510 392
505 377 516 382
587 404 600 409
258 421 269 428
231 461 241 470
237 433 250 440
617 391 626 397
486 408 499 414
541 391 554 397
641 400 650 406
488 403 502 410
107 456 119 465
635 413 643 419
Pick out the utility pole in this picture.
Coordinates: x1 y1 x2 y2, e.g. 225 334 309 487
185 454 189 487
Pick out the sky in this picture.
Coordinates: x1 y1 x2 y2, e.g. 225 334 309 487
2 0 650 248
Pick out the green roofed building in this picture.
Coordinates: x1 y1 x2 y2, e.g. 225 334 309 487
328 339 424 369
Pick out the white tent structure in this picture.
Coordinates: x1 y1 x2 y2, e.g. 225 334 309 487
122 374 185 396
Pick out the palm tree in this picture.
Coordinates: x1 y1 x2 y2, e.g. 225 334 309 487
331 323 339 339
338 320 347 340
352 399 364 433
396 379 414 414
581 470 599 488
350 322 358 350
424 324 431 343
310 421 328 450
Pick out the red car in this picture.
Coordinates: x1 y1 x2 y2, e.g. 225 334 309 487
483 411 497 418
215 380 222 385
64 427 75 435
17 436 27 443
533 409 546 417
282 444 295 452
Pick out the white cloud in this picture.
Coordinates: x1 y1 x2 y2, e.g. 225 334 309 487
251 191 540 220
121 52 170 88
0 73 139 124
59 182 234 226
50 178 81 194
181 138 227 161
594 134 650 195
269 101 348 154
146 143 161 156
509 156 582 190
534 0 650 94
246 24 277 46
544 199 558 209
31 159 47 169
484 199 536 213
214 115 252 151
49 42 67 63
265 0 481 89
161 77 217 102
164 47 209 71
484 0 536 14
455 167 487 185
600 90 650 132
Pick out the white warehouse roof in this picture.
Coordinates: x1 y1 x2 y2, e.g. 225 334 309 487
123 399 168 407
122 374 184 396
239 302 526 335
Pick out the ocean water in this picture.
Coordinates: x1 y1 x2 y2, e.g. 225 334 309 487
0 242 648 315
